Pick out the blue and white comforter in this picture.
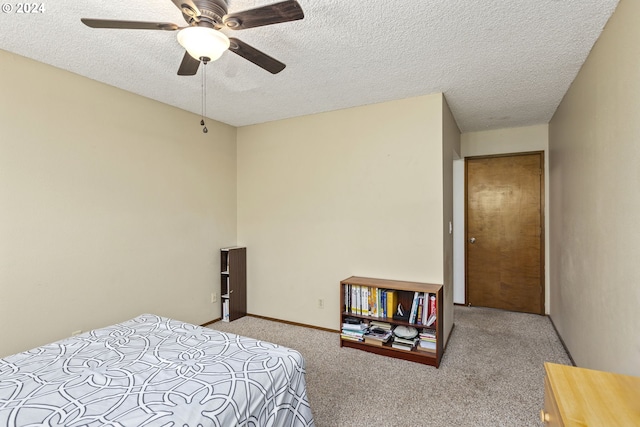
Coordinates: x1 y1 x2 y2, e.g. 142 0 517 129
0 314 315 426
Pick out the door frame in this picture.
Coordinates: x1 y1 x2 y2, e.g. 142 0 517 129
464 151 546 314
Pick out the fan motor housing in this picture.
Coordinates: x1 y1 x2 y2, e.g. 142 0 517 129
182 0 228 27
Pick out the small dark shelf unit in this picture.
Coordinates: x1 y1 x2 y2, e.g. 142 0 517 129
221 247 246 322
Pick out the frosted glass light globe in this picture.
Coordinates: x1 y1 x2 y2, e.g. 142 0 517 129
177 26 230 62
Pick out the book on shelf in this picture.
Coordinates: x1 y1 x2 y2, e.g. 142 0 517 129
351 285 359 315
342 322 368 331
343 316 361 325
419 328 436 339
364 337 386 346
393 336 418 346
420 294 428 325
370 320 392 330
341 334 363 342
369 287 378 317
364 327 393 341
417 340 436 352
222 299 230 323
344 285 349 313
415 295 424 325
361 286 369 316
385 290 397 319
364 337 392 346
426 313 436 327
345 284 357 314
391 341 415 351
408 291 420 323
341 329 366 338
429 293 436 317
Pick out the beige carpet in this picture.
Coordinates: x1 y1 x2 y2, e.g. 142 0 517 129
207 305 571 427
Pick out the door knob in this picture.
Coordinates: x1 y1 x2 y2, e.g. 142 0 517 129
469 237 476 244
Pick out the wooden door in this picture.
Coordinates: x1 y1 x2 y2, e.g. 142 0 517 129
465 152 544 314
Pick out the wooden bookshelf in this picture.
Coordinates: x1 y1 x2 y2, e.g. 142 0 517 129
340 276 444 367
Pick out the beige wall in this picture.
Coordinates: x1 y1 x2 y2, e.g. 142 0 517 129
460 125 551 312
0 50 237 357
0 51 460 356
463 125 549 158
237 94 450 333
549 0 639 376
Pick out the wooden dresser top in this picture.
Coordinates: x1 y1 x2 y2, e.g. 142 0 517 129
545 362 640 426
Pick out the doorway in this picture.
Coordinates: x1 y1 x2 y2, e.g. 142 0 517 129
465 152 544 314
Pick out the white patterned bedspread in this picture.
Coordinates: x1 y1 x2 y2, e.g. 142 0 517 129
0 314 315 426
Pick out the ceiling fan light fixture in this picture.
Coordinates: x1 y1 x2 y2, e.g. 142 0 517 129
177 26 230 62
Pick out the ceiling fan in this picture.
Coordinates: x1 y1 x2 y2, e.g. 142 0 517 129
81 0 304 75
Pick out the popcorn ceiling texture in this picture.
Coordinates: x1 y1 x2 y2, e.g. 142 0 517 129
0 0 619 131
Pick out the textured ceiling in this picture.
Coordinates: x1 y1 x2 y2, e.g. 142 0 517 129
0 0 619 132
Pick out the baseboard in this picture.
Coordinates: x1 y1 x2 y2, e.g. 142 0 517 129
200 317 221 327
246 313 340 333
207 315 454 358
547 315 576 366
202 313 340 333
206 314 452 344
443 323 455 353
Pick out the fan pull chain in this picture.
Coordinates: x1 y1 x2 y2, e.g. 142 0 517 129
201 59 208 134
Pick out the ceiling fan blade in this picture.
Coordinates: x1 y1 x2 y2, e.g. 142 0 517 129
171 0 201 18
177 51 201 76
223 0 304 30
81 18 179 31
228 38 285 74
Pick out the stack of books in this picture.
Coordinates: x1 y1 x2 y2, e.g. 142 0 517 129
363 327 393 346
391 336 418 351
369 320 392 331
341 318 367 342
417 328 436 353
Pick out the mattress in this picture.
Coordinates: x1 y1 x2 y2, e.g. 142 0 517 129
0 314 315 426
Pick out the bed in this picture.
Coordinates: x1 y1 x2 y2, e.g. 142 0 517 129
0 314 315 426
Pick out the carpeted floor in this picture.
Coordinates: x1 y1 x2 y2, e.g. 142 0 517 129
207 305 572 427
